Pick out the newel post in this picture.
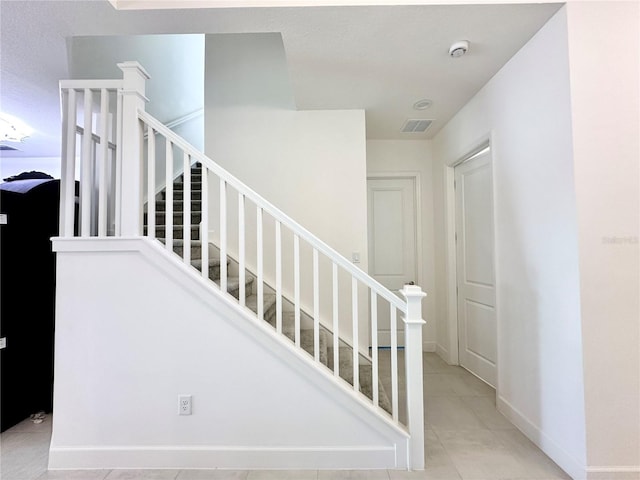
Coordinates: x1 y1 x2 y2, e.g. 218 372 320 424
117 61 149 236
401 284 427 470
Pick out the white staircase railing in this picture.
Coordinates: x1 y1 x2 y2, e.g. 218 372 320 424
57 62 427 470
59 79 122 237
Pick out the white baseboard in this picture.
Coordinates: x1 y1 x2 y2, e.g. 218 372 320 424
587 467 640 480
436 344 449 361
423 341 436 352
48 446 398 470
496 395 586 480
378 337 436 352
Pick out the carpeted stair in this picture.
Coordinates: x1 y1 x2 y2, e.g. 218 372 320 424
145 163 392 415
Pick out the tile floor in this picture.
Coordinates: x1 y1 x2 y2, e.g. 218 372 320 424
0 353 570 480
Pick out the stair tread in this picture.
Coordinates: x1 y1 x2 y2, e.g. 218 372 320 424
263 311 329 366
190 257 223 268
216 276 255 291
245 293 276 314
170 239 203 246
327 345 393 415
153 209 203 214
155 204 202 213
155 225 200 230
173 182 202 189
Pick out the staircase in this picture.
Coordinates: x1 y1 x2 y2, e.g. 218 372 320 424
147 162 392 415
55 64 426 470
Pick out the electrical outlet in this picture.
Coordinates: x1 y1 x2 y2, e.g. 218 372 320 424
352 252 360 263
178 394 192 415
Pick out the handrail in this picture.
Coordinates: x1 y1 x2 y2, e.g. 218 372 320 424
138 109 406 313
59 79 123 90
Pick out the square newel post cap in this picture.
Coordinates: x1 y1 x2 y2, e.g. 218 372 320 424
117 61 150 103
400 284 427 325
400 284 426 297
117 61 151 80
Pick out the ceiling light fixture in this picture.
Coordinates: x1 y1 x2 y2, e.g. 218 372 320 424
449 40 470 58
413 99 433 110
0 112 32 143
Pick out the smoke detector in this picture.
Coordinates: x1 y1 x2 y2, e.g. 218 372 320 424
449 40 470 58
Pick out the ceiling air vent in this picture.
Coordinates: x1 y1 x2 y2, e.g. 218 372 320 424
0 144 18 151
401 119 433 133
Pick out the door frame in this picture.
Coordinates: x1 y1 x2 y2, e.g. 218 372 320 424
366 172 424 295
443 134 498 376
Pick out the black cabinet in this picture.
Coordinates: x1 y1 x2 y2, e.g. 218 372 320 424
0 178 78 432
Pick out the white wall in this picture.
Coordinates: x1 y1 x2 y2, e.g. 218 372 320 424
565 2 640 476
68 34 205 194
204 34 370 349
68 34 205 127
205 33 295 110
432 7 587 478
366 140 436 350
0 156 61 180
49 238 410 470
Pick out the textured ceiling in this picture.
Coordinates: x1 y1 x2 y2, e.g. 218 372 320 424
0 0 562 157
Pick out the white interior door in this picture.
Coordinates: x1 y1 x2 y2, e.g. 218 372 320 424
455 152 497 387
367 177 417 347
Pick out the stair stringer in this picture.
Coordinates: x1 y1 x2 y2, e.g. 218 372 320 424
50 237 411 471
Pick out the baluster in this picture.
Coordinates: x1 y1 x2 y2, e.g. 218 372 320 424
114 89 123 236
90 138 99 235
352 278 359 392
107 145 115 235
220 178 227 294
294 234 301 347
371 291 379 408
182 153 191 265
80 88 93 237
390 305 399 422
165 140 173 252
332 263 339 377
256 207 264 320
238 192 246 307
146 127 155 239
313 248 320 362
98 88 109 236
275 220 282 333
107 90 117 235
200 168 209 280
91 138 99 235
60 88 77 237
